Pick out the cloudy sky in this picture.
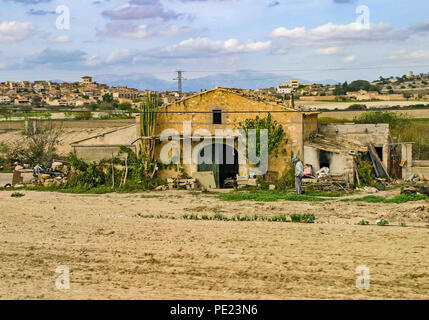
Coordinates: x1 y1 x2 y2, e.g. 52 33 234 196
1 0 429 86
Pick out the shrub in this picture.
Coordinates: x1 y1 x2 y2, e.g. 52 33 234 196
11 192 25 198
0 126 62 167
357 220 370 225
358 161 375 186
290 214 315 223
353 111 410 131
377 219 389 226
347 104 367 110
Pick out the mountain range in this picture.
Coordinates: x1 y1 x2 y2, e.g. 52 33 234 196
94 71 337 92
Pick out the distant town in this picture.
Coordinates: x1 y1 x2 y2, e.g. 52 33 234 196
1 71 429 111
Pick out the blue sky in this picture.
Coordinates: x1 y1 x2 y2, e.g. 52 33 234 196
1 0 429 86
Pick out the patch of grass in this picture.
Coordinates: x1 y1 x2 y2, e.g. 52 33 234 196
141 195 162 199
306 191 346 197
318 117 353 124
0 166 14 173
10 184 158 195
377 219 389 226
10 192 25 198
290 214 316 223
357 220 370 226
345 194 428 204
400 222 407 227
218 191 327 202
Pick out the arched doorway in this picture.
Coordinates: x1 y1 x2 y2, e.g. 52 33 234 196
197 143 239 188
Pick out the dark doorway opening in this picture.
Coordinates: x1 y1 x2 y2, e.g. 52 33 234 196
319 150 331 168
375 147 383 161
197 143 239 188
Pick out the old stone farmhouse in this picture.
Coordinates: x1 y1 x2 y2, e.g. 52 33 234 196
71 87 401 188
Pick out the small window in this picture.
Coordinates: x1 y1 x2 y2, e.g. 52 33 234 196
213 110 222 124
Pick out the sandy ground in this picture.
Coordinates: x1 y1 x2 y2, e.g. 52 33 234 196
0 189 429 300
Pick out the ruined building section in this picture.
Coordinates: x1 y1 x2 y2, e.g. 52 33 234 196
304 124 391 184
70 125 138 162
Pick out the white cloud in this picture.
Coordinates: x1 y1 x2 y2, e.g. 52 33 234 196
98 23 153 39
270 27 306 38
315 47 341 55
159 25 204 36
344 55 356 62
0 21 34 43
86 55 101 66
270 22 406 46
51 35 71 43
389 49 429 61
106 49 139 64
162 37 271 57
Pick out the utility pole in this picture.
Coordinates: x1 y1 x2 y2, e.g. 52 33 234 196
173 71 186 97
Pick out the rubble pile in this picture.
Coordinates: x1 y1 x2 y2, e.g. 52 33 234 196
163 178 199 190
302 165 350 192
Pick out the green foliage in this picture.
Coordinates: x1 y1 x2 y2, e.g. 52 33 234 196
102 93 114 103
353 111 410 131
218 191 326 202
377 219 389 226
333 80 380 96
11 192 25 198
0 126 61 167
275 163 295 190
358 160 375 186
68 153 105 188
74 111 93 120
358 220 370 225
118 102 133 111
318 117 353 124
238 113 288 158
346 194 428 204
66 147 164 191
395 120 429 160
139 93 159 169
290 214 315 223
347 104 367 110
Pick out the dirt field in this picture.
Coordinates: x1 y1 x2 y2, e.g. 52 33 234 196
0 189 429 300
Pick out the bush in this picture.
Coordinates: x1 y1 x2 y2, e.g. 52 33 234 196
290 214 315 223
73 111 92 120
276 163 295 191
0 126 62 167
68 154 106 188
11 192 25 198
358 160 375 186
347 104 367 110
353 111 410 131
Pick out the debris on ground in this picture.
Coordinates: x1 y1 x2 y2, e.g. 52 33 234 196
401 182 429 195
356 186 379 193
167 178 198 190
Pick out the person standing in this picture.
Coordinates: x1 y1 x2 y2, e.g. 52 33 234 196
292 157 304 195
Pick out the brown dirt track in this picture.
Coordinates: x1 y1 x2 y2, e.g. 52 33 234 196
0 189 428 300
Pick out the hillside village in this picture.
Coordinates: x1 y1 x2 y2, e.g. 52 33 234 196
0 76 194 109
1 72 429 111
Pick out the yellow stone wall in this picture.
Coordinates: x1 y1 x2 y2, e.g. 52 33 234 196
137 88 318 179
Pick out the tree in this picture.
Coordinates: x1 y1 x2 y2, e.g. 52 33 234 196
0 126 62 166
102 93 114 103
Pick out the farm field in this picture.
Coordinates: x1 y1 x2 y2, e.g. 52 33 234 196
0 189 428 300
